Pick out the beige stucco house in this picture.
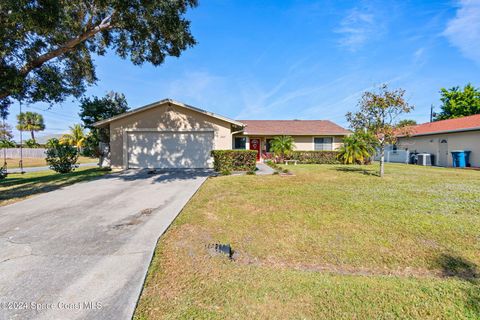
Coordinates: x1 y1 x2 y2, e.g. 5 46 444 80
396 114 480 167
94 99 350 169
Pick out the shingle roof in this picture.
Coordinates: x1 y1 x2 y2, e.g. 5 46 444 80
238 120 350 136
93 99 244 127
405 114 480 136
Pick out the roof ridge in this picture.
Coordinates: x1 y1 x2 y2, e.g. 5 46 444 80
415 113 480 127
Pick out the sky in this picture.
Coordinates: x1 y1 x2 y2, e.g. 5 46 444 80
5 0 480 141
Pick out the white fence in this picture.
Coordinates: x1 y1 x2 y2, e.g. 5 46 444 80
0 148 47 158
373 149 410 164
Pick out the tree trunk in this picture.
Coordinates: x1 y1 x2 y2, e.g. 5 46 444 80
379 144 385 177
31 131 35 142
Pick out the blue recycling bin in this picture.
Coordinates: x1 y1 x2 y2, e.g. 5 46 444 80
465 151 471 167
451 150 471 168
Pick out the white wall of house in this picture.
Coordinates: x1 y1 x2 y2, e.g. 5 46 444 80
396 130 480 167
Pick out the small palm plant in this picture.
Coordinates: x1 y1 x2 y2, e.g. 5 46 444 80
270 135 294 163
61 124 86 149
337 133 375 165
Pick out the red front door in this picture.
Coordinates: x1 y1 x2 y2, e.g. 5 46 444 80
249 138 261 161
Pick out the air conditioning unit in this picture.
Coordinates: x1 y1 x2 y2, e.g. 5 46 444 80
417 153 432 166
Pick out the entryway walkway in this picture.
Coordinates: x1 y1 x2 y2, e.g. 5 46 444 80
256 163 275 175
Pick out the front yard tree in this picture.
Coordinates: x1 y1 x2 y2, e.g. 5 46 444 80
16 111 45 142
0 1 198 114
346 84 414 177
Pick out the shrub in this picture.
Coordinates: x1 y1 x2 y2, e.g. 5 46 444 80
246 170 256 175
45 138 79 173
284 151 340 164
270 135 294 162
337 133 376 165
211 150 257 172
0 139 15 148
24 139 40 148
0 166 7 180
220 169 231 176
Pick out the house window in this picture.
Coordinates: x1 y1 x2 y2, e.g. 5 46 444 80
234 137 246 149
314 137 333 151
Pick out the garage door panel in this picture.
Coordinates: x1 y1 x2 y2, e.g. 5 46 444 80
127 132 214 168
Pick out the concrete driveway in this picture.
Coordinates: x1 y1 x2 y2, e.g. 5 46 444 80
0 169 211 320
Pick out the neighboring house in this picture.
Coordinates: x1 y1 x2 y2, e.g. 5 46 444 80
395 114 480 167
94 99 350 169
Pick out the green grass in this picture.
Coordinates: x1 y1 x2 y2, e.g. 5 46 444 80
0 167 110 206
135 163 480 319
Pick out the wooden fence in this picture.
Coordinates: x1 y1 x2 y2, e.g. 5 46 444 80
0 148 47 158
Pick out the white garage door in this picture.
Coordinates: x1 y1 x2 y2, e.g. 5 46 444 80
127 131 214 168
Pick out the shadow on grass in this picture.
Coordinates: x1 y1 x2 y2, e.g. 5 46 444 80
332 166 380 177
0 168 108 205
437 254 480 317
438 254 478 282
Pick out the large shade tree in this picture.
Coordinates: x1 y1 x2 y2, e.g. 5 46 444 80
0 0 198 114
346 84 414 177
435 84 480 120
16 111 45 142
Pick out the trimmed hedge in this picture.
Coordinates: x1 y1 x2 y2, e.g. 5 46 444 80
211 150 257 172
285 151 340 164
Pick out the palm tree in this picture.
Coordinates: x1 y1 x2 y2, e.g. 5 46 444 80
270 135 295 163
16 111 45 142
61 124 86 149
337 134 375 165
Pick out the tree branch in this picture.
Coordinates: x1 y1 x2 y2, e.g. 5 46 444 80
0 12 115 100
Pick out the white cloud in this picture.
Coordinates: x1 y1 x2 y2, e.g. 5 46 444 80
413 47 427 66
444 0 480 64
335 8 378 51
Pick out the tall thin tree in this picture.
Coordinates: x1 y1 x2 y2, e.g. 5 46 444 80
346 84 414 177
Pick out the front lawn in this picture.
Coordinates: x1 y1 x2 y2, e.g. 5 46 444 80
1 156 97 169
135 163 480 319
0 167 109 206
